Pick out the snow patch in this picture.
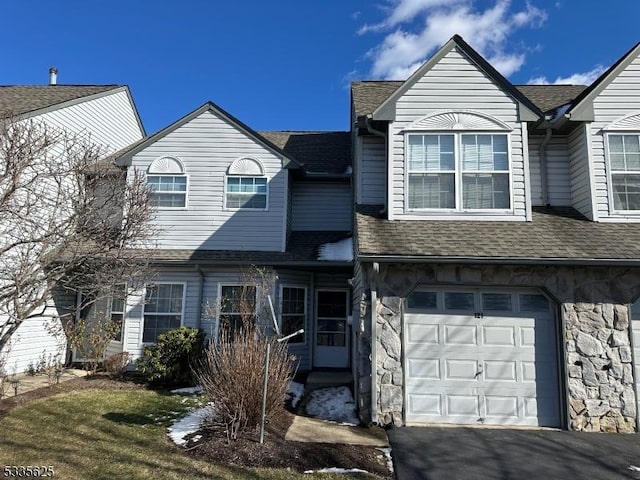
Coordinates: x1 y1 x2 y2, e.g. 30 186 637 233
170 386 203 394
629 465 640 472
305 386 359 425
287 381 305 409
167 405 212 446
377 447 394 473
318 237 353 262
304 468 369 474
551 103 571 122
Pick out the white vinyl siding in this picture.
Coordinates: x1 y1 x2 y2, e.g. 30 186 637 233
33 89 143 153
591 54 640 219
129 110 287 250
359 136 386 205
291 181 352 231
391 47 526 220
568 124 594 218
529 135 572 207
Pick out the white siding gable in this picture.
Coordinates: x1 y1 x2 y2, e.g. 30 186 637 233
591 53 640 221
389 47 527 220
529 135 572 207
130 110 287 250
33 89 143 153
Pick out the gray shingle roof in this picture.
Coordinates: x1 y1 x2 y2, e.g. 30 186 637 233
259 131 351 174
0 85 120 116
515 85 587 113
141 231 353 265
356 205 640 262
351 81 588 119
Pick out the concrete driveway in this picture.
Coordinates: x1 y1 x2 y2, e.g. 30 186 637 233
388 426 640 480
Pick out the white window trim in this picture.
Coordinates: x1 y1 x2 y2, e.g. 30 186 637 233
223 175 269 211
141 282 187 345
279 284 307 345
147 173 190 211
604 132 640 215
108 283 127 345
403 131 513 214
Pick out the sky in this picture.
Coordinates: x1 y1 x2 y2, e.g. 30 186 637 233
2 1 640 134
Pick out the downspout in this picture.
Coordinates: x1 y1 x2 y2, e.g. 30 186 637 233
195 265 204 330
539 127 553 207
370 262 380 425
365 115 388 215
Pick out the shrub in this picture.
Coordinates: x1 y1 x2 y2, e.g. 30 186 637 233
195 324 295 442
105 351 130 378
137 327 204 385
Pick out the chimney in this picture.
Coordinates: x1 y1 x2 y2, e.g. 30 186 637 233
49 67 58 85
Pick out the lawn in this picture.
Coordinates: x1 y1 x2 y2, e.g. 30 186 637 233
0 388 378 480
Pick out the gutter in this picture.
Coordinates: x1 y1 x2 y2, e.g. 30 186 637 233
149 260 354 268
539 128 553 206
365 115 388 215
357 254 640 267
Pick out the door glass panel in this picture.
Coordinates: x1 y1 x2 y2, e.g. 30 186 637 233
482 293 512 311
317 291 347 317
444 292 474 311
317 333 346 347
316 291 347 347
519 294 549 312
407 291 437 310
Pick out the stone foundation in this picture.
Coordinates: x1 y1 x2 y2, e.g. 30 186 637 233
357 263 640 433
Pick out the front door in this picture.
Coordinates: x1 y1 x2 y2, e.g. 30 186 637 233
314 290 349 368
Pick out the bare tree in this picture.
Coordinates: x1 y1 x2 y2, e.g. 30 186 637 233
0 114 155 353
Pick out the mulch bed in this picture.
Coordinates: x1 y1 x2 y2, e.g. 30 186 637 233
185 408 392 477
0 376 392 477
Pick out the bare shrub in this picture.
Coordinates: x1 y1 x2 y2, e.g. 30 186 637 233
104 351 130 378
63 311 121 375
195 323 294 442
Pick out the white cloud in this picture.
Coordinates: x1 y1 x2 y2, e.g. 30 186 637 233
528 65 606 85
361 0 547 79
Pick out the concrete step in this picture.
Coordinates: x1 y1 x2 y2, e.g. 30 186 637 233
305 370 353 391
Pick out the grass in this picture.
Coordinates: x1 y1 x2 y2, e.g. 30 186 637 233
0 388 377 480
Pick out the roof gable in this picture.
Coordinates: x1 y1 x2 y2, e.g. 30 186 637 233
567 42 640 121
116 101 300 169
0 85 121 116
372 35 541 122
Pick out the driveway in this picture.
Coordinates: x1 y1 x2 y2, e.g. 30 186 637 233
388 426 640 480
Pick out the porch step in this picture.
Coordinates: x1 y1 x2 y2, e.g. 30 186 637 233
305 370 353 391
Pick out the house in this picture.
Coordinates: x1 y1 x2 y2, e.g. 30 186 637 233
0 76 145 373
350 35 640 433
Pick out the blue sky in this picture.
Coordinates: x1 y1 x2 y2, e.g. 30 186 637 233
3 1 639 134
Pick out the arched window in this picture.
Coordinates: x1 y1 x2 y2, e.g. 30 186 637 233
225 157 268 210
404 111 511 211
147 156 187 208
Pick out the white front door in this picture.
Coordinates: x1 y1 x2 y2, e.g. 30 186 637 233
404 288 561 427
314 290 349 368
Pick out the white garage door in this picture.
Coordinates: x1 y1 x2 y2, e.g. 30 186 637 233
404 289 560 427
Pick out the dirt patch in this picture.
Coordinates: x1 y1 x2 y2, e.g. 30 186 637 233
186 409 392 477
0 375 145 419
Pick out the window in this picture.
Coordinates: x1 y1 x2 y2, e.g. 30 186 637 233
225 177 267 209
407 133 510 210
147 175 187 208
280 287 306 344
143 284 184 343
109 284 126 342
147 156 187 208
219 285 257 334
608 134 640 211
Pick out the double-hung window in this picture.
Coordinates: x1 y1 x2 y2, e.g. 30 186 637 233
608 134 640 211
143 283 184 343
280 287 306 344
147 175 187 208
219 285 257 334
225 177 267 209
109 284 127 342
407 133 510 211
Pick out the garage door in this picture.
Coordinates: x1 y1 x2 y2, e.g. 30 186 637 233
404 289 560 427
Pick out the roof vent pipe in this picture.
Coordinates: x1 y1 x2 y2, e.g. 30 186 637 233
48 67 58 85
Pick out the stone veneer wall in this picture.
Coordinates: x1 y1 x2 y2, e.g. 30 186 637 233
356 263 640 432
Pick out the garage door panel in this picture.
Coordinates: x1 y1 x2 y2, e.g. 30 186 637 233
405 288 560 427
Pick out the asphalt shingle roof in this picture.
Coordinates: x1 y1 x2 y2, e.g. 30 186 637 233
0 85 120 116
259 131 351 174
356 205 640 262
142 231 353 265
351 82 588 118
